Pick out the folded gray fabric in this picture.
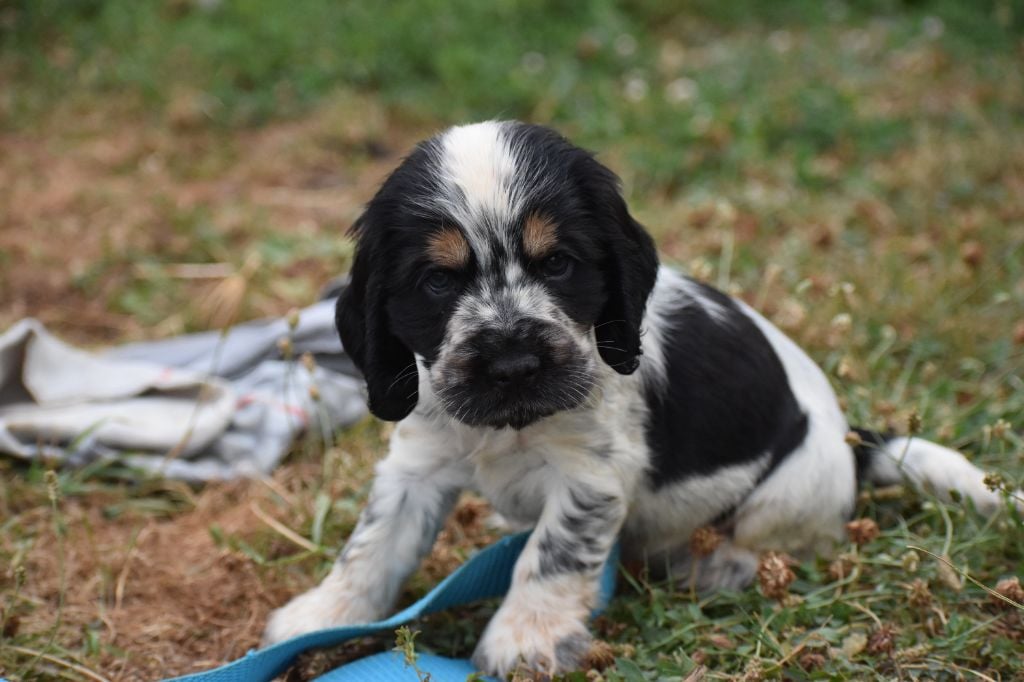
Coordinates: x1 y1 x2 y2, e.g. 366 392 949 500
107 298 357 377
0 299 367 482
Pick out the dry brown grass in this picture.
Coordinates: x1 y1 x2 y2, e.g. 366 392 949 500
0 93 420 345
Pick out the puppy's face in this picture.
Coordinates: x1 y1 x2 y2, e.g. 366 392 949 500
337 122 658 429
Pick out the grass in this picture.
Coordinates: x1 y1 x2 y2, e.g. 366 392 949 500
1 0 1023 679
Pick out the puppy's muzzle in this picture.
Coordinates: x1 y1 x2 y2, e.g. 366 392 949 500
437 319 592 429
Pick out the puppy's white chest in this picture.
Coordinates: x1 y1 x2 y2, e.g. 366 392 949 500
469 418 603 525
470 431 553 525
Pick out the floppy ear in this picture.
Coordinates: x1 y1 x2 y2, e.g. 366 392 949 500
575 154 659 374
336 213 419 421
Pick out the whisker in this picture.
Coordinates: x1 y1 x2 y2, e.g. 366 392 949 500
386 362 419 392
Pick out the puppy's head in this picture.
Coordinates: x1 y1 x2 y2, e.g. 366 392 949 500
337 121 658 429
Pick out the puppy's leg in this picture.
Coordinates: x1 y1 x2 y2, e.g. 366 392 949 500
472 481 626 677
263 422 468 645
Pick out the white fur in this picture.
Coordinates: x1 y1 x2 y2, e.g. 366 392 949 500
730 298 857 555
435 121 521 264
865 437 1013 514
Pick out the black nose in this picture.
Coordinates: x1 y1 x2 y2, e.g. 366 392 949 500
487 351 541 386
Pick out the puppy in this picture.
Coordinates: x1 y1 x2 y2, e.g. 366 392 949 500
263 121 1008 676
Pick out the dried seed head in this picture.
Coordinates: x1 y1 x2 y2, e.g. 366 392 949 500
844 430 863 447
797 651 827 671
827 311 851 346
829 553 857 581
308 384 321 402
901 550 920 573
689 526 723 557
613 643 636 659
993 576 1024 609
836 356 855 380
960 240 984 268
276 336 294 359
830 312 853 334
991 419 1011 440
581 640 616 671
757 551 796 600
846 518 880 545
741 658 764 682
983 472 1007 493
301 351 316 373
866 623 898 655
894 643 930 662
775 299 807 331
286 307 301 330
688 258 714 281
841 632 868 658
907 578 932 609
705 633 736 650
45 469 60 504
906 410 922 435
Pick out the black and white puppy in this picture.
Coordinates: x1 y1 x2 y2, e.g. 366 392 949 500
263 121 1007 676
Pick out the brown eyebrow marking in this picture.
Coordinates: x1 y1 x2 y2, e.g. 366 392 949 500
426 227 470 269
523 213 558 259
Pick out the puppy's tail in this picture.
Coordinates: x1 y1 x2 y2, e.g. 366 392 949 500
851 428 1017 515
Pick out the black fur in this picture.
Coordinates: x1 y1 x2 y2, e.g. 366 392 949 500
849 427 895 486
505 124 660 374
643 278 808 489
339 122 659 425
335 138 460 421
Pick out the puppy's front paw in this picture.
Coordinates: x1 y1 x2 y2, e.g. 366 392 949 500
471 601 592 678
261 581 382 647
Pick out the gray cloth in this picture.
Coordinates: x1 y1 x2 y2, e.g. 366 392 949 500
0 299 367 482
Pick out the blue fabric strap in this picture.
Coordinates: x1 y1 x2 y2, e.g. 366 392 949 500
164 532 619 682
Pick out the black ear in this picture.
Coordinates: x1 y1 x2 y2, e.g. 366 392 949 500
336 213 419 421
576 154 659 374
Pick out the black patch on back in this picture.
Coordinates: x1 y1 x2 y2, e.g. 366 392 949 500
644 279 808 490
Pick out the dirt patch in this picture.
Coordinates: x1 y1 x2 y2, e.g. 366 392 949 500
10 480 286 681
0 98 423 346
5 462 497 681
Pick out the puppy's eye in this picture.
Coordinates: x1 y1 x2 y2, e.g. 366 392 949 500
541 253 573 280
424 270 455 296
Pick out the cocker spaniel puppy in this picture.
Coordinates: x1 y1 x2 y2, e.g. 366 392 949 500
263 121 1007 676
